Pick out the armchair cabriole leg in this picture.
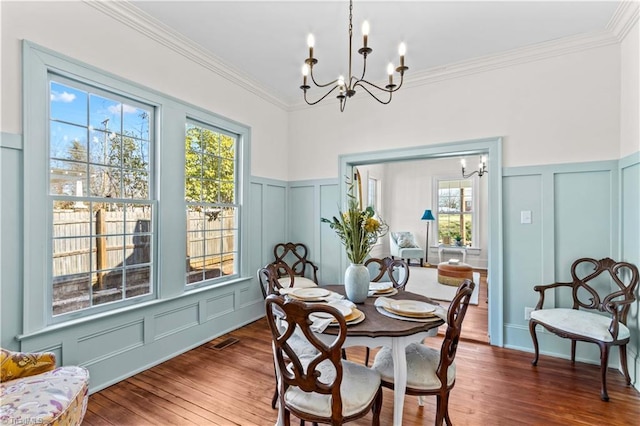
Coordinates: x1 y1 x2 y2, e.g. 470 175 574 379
571 340 577 363
599 343 610 401
529 320 540 366
620 344 631 385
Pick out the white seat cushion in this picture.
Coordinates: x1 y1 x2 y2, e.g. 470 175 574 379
530 308 630 342
278 276 317 288
284 358 380 418
372 343 455 390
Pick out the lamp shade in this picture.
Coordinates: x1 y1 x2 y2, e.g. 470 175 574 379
421 209 435 221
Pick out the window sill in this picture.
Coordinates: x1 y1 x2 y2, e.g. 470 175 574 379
17 275 252 341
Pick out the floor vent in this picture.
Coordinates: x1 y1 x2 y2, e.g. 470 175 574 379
208 337 239 350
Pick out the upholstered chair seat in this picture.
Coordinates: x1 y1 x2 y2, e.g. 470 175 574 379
277 276 317 289
531 308 630 342
285 357 381 418
372 343 456 390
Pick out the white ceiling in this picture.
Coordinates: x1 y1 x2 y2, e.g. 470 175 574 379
130 1 620 107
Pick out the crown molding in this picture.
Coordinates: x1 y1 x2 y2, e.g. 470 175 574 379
85 0 629 113
607 1 639 41
83 0 289 111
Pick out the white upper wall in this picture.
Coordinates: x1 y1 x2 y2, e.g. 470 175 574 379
0 0 290 181
287 44 621 180
620 19 639 157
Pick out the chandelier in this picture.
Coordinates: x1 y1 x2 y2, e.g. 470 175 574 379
461 156 488 178
300 0 408 112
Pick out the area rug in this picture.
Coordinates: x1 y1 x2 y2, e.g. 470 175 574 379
405 266 480 305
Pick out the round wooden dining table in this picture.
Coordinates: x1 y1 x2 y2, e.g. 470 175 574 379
318 285 445 426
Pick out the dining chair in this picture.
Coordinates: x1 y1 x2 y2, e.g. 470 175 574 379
529 257 639 401
258 264 319 409
371 279 475 426
272 242 320 288
366 257 410 290
265 294 383 426
361 257 410 365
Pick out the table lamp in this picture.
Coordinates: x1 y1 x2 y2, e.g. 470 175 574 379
421 209 435 266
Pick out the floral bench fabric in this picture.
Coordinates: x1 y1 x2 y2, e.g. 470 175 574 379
1 348 89 426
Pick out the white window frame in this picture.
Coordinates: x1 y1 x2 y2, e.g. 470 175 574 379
23 41 250 331
432 175 480 248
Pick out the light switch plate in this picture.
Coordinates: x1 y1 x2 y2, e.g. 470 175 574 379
521 210 532 224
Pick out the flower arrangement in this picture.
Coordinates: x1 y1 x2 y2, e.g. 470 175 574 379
321 180 388 264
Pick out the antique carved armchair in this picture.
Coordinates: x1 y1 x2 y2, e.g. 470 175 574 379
529 257 639 401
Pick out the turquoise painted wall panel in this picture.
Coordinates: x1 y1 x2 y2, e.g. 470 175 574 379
78 320 144 364
621 159 639 386
289 185 316 250
249 182 264 271
554 171 613 307
502 175 543 325
205 291 235 320
621 163 639 263
319 183 341 284
263 184 287 266
154 304 199 340
0 137 23 350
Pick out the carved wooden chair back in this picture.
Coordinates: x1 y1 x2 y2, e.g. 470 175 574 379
437 280 475 384
264 294 382 425
272 242 319 284
365 257 410 290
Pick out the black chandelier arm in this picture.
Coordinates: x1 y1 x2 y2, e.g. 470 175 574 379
353 81 393 105
355 73 405 95
309 66 339 89
303 84 341 106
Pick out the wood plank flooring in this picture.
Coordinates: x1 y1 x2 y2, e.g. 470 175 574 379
83 273 639 425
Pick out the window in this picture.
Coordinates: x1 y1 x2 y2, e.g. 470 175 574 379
185 122 238 285
367 177 378 211
436 179 476 246
49 77 154 316
24 41 250 327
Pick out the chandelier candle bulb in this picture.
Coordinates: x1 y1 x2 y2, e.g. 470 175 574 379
362 21 369 48
307 34 315 58
387 63 394 85
399 42 406 67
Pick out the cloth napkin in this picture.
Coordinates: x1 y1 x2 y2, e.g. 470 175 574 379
310 299 357 333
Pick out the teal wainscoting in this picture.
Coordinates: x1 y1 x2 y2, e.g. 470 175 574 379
1 132 24 351
2 172 289 393
289 179 341 284
620 152 640 391
502 159 638 384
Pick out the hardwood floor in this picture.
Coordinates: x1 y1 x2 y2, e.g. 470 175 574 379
83 297 640 425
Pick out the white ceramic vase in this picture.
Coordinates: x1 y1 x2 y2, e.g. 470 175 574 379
344 263 369 303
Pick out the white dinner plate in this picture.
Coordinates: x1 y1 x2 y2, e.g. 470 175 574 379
386 300 437 318
289 287 330 300
369 281 393 291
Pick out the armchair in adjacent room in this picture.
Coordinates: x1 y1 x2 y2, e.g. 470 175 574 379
389 231 423 267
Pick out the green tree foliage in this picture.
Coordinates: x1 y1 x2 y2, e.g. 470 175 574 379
185 124 235 206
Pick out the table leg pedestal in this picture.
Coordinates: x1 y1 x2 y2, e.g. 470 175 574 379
392 337 408 426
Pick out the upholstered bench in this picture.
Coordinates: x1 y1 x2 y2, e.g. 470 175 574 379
437 262 473 286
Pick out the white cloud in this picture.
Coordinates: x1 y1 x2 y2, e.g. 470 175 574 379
50 91 76 103
122 104 138 114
